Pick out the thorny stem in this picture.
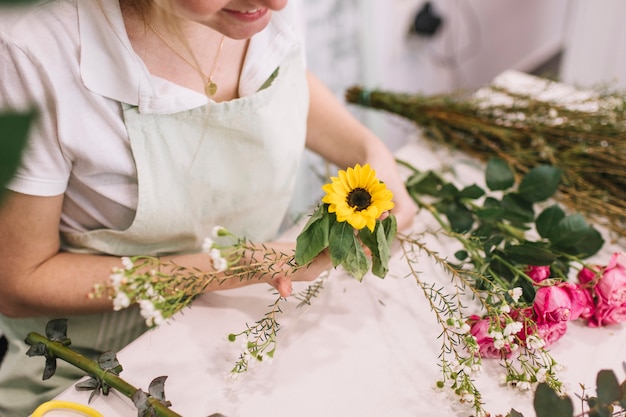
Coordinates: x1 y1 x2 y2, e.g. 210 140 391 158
24 332 182 417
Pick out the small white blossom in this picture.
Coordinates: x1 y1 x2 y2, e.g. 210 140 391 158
212 226 227 238
518 381 531 391
121 257 134 270
110 273 125 289
113 292 131 311
202 237 214 253
143 283 157 298
503 321 523 336
459 323 471 334
500 304 511 314
526 335 546 350
489 330 503 340
210 248 228 272
493 339 506 349
459 391 474 404
508 287 523 302
138 299 164 327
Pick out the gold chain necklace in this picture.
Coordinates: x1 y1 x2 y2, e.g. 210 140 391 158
147 23 226 97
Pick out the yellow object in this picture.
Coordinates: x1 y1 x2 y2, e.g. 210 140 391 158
32 400 105 417
322 163 395 231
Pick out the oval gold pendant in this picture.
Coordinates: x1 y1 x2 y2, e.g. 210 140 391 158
205 81 217 96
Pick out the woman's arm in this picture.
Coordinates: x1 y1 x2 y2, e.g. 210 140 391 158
0 191 326 318
304 71 418 231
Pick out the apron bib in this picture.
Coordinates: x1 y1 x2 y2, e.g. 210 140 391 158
0 46 308 417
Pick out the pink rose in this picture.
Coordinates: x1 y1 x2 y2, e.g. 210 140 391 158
595 252 626 306
533 286 576 323
560 282 593 321
577 266 598 285
588 303 626 327
468 315 512 359
575 285 596 320
536 321 567 347
526 265 551 283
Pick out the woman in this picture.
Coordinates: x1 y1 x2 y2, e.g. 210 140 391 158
0 0 417 415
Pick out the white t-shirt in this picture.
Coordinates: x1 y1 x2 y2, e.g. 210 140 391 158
0 0 302 234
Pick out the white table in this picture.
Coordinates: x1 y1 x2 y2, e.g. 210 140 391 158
50 139 626 417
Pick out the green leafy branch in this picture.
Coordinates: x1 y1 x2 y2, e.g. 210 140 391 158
228 295 284 374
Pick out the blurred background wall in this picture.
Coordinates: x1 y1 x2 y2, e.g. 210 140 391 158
286 0 626 218
294 0 625 148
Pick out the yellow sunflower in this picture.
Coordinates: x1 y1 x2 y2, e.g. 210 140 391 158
322 164 395 231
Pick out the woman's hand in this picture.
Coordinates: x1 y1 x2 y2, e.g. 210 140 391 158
263 243 331 297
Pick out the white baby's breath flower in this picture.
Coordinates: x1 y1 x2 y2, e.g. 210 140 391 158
202 237 214 253
500 304 511 314
212 226 227 238
517 381 531 391
121 257 134 270
526 335 546 350
459 391 474 404
508 287 523 302
489 330 503 340
143 283 157 298
503 321 523 336
110 273 125 289
210 248 228 272
112 292 131 311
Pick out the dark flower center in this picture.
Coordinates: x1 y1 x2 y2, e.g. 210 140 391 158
347 188 372 211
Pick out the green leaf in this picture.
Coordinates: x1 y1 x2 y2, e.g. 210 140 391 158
295 205 330 266
597 369 621 406
0 111 35 200
486 157 515 191
501 193 535 224
358 215 396 278
518 165 562 203
458 184 485 200
405 170 444 196
328 221 370 280
442 201 474 233
507 409 524 417
565 227 604 258
533 382 574 417
505 242 557 266
536 205 565 238
548 214 602 254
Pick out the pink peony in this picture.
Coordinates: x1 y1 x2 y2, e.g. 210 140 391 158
526 265 551 283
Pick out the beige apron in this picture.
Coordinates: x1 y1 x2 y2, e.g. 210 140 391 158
0 46 308 417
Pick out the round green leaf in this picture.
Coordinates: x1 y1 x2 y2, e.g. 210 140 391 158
485 157 515 191
518 165 562 203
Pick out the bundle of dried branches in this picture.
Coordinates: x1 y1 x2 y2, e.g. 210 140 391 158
346 72 626 241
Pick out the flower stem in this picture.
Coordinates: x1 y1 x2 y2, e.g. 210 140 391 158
24 332 183 417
